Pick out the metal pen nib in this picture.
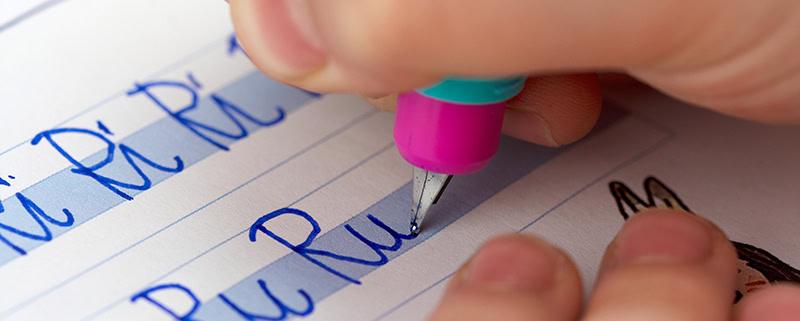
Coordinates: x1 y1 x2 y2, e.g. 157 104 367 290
410 166 453 236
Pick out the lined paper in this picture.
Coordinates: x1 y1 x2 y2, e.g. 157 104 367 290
2 1 798 320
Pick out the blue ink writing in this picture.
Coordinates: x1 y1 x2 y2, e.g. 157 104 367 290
96 121 113 135
218 280 314 321
133 281 313 321
131 284 200 321
186 73 202 90
127 74 286 151
249 208 415 284
0 177 74 255
140 207 414 320
228 34 244 56
31 121 184 201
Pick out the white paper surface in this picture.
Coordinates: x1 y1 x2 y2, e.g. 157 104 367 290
1 1 798 320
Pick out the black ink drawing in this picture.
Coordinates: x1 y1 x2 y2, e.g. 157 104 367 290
609 177 800 302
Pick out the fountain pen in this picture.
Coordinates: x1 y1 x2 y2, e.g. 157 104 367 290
393 76 526 235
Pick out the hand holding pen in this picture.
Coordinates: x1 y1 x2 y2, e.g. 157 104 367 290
228 1 800 320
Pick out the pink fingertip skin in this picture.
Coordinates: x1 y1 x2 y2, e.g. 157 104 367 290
394 91 506 175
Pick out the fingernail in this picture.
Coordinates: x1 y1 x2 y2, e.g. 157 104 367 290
530 113 559 147
615 210 713 266
257 0 326 74
465 236 557 292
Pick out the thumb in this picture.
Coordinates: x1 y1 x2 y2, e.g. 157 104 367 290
231 0 800 122
426 235 582 321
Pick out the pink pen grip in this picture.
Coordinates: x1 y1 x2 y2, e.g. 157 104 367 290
393 91 506 175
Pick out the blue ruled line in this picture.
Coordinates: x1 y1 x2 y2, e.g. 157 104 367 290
2 108 379 320
0 0 68 33
372 134 674 321
82 137 393 321
0 32 233 159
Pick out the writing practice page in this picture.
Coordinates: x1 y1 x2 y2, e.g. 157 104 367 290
1 1 798 320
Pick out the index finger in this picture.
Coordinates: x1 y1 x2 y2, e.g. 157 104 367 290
229 0 726 92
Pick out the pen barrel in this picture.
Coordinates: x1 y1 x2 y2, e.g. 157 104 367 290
393 76 526 175
394 92 505 175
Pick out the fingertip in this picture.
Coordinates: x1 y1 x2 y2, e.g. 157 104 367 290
463 235 562 292
587 209 739 321
735 285 800 321
503 74 602 146
229 0 327 81
428 234 582 321
601 209 738 282
503 108 559 147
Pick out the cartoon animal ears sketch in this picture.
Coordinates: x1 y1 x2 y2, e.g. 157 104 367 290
608 176 800 303
609 176 690 220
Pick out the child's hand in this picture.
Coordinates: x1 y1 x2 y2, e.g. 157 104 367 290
229 0 800 147
228 2 800 320
425 210 800 321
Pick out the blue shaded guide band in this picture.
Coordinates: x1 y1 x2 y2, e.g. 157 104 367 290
0 71 318 265
132 107 626 320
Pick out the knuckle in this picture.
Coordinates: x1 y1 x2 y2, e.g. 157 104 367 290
314 0 435 70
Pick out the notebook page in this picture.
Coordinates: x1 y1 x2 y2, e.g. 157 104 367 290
1 1 798 320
